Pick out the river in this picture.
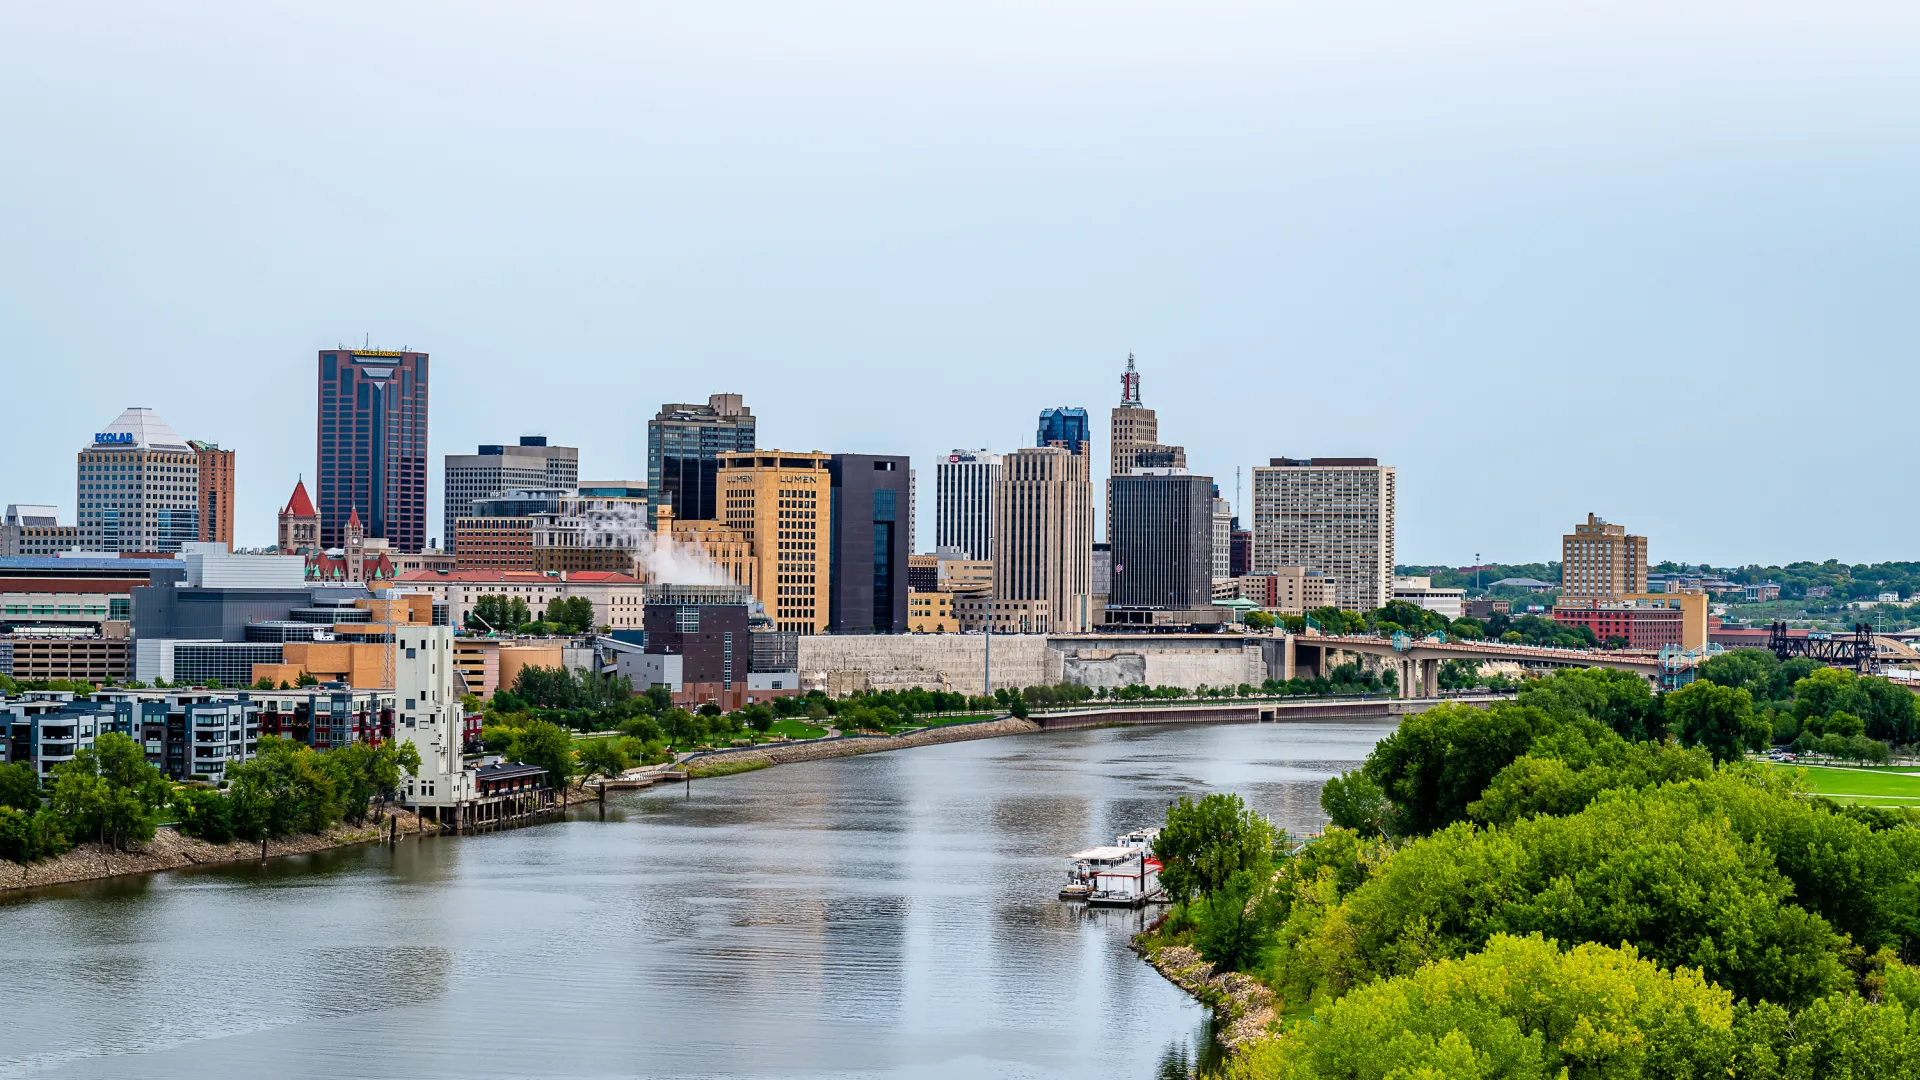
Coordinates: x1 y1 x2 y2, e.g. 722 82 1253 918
0 718 1395 1080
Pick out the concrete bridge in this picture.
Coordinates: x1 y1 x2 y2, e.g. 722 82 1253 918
1292 634 1667 697
1029 692 1514 730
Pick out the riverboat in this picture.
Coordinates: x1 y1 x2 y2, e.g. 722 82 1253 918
1062 829 1166 907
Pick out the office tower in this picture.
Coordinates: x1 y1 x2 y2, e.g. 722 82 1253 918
716 450 832 634
1036 407 1091 456
1229 525 1252 578
1211 486 1233 581
828 454 912 634
992 446 1094 632
277 479 320 554
455 489 569 571
1251 457 1396 612
316 348 429 552
75 408 200 553
647 394 756 527
189 441 235 551
442 437 579 553
1109 469 1214 615
935 450 1000 560
1 506 75 557
1561 514 1648 597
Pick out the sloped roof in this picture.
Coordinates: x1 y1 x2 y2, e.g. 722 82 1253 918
93 407 190 451
282 479 316 518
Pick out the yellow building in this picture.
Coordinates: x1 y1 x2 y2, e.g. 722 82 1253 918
939 556 992 593
718 450 832 634
908 588 957 632
251 592 437 689
656 505 758 596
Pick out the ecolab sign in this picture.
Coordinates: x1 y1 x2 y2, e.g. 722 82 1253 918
94 432 133 445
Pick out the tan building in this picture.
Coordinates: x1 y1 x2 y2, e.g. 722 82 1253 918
1217 568 1335 614
251 592 437 689
717 450 832 634
0 636 129 683
452 638 566 698
1 505 76 557
393 569 647 631
453 516 536 570
993 447 1094 632
277 479 320 554
1251 457 1396 613
656 506 758 597
939 556 992 593
530 492 651 575
907 588 957 633
190 441 235 551
1561 513 1648 598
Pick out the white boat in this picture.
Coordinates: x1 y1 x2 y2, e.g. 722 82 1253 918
1062 828 1166 907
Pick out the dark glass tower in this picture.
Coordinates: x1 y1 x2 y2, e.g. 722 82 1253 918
316 349 429 552
828 454 911 633
1036 407 1090 455
646 394 756 526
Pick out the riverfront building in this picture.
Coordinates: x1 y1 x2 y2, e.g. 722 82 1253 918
1561 513 1648 598
316 348 430 552
75 408 202 554
442 437 578 554
993 446 1094 632
828 454 911 634
716 450 832 634
647 394 755 527
1251 457 1396 613
934 450 1000 561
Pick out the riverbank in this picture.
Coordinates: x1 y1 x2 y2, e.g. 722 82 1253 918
1135 939 1277 1054
0 809 425 894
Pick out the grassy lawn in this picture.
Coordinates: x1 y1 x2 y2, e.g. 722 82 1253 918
911 713 998 729
686 759 771 779
766 719 828 740
1763 762 1920 806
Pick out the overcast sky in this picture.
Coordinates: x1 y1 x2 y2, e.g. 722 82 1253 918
3 2 1916 566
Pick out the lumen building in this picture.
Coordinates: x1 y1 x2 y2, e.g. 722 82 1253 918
1251 457 1396 613
76 408 203 554
316 348 429 553
647 394 755 527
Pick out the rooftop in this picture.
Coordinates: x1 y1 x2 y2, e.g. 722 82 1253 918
90 407 190 452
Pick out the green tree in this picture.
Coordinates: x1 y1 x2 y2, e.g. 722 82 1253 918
575 737 631 780
226 736 344 838
49 732 170 850
1153 793 1277 905
1319 770 1387 837
513 719 575 793
1192 868 1284 972
0 761 40 813
171 786 236 843
1362 701 1552 836
1517 667 1663 741
1667 681 1768 763
1242 610 1276 631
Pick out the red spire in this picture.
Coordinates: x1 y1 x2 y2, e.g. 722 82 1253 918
282 479 316 518
346 506 362 528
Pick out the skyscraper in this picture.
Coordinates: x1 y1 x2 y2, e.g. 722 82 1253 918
442 436 579 553
1561 514 1648 597
1035 407 1091 456
828 454 912 634
1108 469 1214 617
717 450 832 634
992 446 1094 632
1251 457 1396 612
1211 485 1233 581
647 394 756 527
316 348 429 552
75 407 200 553
934 449 1000 560
190 440 234 551
1107 355 1184 540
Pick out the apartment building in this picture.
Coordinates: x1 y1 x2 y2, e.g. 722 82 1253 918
1251 457 1396 613
1561 513 1648 597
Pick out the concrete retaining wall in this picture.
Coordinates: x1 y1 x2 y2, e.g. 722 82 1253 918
798 633 1274 693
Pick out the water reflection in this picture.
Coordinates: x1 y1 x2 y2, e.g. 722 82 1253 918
0 719 1390 1079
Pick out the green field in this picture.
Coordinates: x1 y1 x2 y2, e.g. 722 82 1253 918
767 719 828 740
910 713 998 729
1763 762 1920 806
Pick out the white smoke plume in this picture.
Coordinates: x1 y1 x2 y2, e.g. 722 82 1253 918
569 502 736 587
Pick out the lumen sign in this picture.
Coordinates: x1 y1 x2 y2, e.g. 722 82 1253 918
94 432 133 445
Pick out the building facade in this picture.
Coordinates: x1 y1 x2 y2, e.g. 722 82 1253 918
717 450 832 634
828 454 911 634
641 591 752 710
76 407 201 553
993 447 1094 632
647 394 755 527
907 589 957 632
1211 488 1233 581
1251 457 1396 613
1106 355 1187 538
1036 407 1091 456
277 479 321 554
1561 513 1648 598
1107 470 1215 615
1 505 75 557
934 450 1000 561
316 348 429 552
442 436 578 554
1391 576 1466 620
453 489 568 571
191 440 235 550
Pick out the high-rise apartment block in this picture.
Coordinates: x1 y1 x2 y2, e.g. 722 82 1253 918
1036 407 1091 456
190 441 234 551
1560 514 1647 597
442 437 578 553
316 348 429 552
1251 457 1396 613
648 394 755 527
828 455 911 634
992 446 1094 632
1211 487 1233 581
717 451 831 634
934 450 1000 560
1107 469 1214 618
76 408 202 554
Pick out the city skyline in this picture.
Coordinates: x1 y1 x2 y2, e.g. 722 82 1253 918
5 4 1919 566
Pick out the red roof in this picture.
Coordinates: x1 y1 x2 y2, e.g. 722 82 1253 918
282 479 316 518
346 506 362 528
394 569 642 584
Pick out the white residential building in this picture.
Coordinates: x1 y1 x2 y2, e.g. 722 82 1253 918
1251 457 1396 613
397 624 475 814
1392 576 1465 620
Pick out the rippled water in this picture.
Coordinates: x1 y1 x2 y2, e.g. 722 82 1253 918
0 719 1394 1080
